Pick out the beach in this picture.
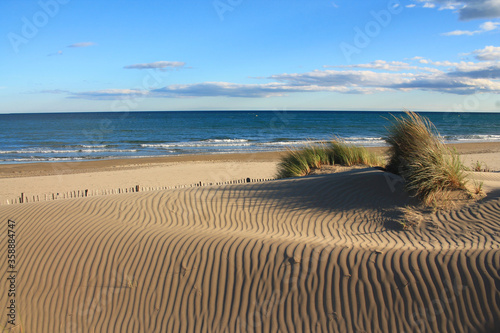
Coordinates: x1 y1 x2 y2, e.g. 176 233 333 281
4 0 500 328
0 142 499 204
0 142 499 331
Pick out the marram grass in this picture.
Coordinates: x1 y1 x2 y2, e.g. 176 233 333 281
276 140 383 179
329 139 384 167
384 111 469 206
277 111 473 208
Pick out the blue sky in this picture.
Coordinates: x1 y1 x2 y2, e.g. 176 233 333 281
1 0 500 113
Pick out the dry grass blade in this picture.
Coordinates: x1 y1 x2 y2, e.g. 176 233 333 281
276 140 384 179
384 111 469 206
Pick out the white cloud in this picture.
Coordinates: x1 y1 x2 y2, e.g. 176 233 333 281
468 45 500 60
332 60 445 73
406 4 417 8
67 42 96 48
442 29 478 36
51 50 500 100
270 70 413 89
438 2 462 10
448 64 500 79
325 60 418 71
152 82 296 98
69 89 149 100
480 21 500 30
413 0 500 20
442 20 500 35
413 58 473 68
124 61 186 70
433 60 473 67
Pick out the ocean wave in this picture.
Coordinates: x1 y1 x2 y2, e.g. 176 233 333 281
203 139 250 143
141 139 252 148
0 148 137 154
79 144 109 148
444 134 500 142
258 140 323 146
344 137 384 142
258 137 385 146
343 137 386 146
3 157 92 162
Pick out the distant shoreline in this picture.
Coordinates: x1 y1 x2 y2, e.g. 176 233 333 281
1 142 499 179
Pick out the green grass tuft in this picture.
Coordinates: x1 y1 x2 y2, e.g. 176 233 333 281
384 111 469 206
329 139 384 167
469 160 490 172
276 140 383 179
276 148 313 178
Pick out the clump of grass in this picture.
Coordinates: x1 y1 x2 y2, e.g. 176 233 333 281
329 139 384 167
303 143 331 169
470 160 490 172
277 148 314 178
384 111 469 206
276 140 383 179
472 180 485 196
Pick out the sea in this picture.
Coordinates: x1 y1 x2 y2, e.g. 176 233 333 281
0 111 499 164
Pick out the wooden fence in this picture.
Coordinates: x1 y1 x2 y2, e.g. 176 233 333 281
2 177 276 205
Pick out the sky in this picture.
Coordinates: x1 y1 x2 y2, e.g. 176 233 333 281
1 0 500 113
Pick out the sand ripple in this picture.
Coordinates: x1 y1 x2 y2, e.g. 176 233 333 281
1 168 499 332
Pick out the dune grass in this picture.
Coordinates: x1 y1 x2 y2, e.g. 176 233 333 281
276 140 384 179
330 139 384 167
384 111 469 206
277 111 474 207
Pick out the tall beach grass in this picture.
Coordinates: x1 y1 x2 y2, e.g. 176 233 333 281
277 111 475 210
276 140 383 179
384 111 468 205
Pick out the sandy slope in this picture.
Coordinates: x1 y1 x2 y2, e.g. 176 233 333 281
1 168 499 332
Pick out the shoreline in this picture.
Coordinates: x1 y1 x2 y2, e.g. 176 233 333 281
0 141 499 205
0 151 288 178
1 142 499 179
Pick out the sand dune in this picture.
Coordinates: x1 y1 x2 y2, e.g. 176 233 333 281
1 168 499 332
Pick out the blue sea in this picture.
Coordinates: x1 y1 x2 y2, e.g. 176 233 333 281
0 111 499 164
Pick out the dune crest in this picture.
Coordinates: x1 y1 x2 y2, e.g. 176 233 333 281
1 168 499 332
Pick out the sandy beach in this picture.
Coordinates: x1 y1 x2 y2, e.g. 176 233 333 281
1 142 499 332
1 142 499 205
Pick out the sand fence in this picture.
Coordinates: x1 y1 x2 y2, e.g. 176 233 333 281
2 177 276 205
